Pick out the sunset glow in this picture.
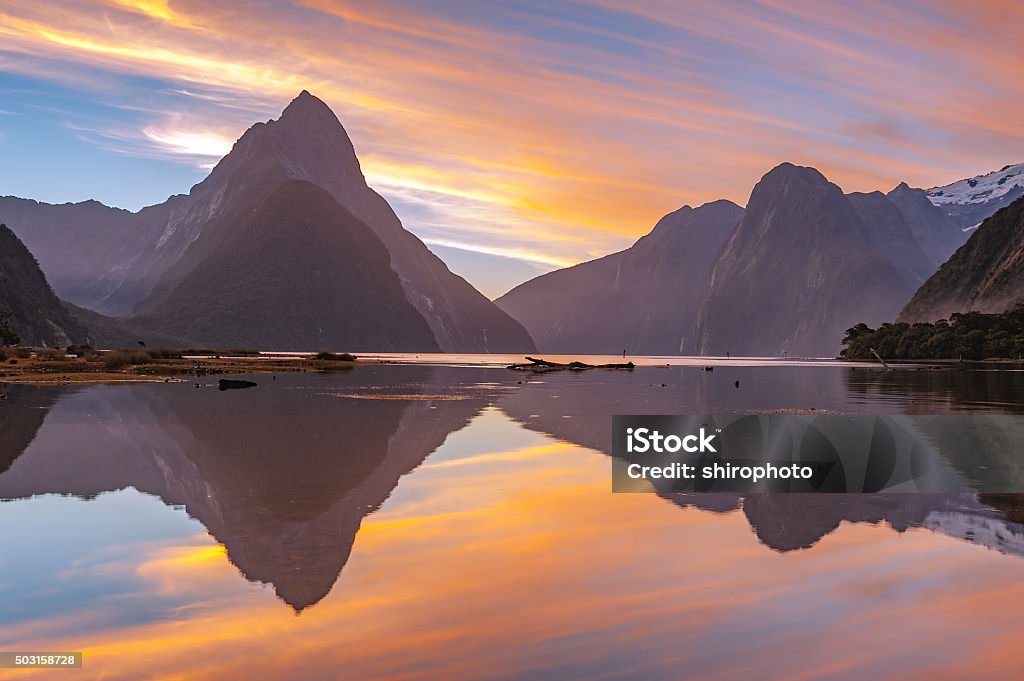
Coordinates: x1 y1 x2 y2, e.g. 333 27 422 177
1 0 1023 295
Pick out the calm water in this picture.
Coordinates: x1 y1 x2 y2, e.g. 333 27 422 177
1 360 1024 680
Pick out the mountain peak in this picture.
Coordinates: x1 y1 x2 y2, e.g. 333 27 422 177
762 162 827 184
747 163 832 209
279 90 339 126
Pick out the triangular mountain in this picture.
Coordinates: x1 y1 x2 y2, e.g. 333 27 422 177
134 180 439 351
495 200 743 354
0 223 87 347
695 163 918 357
899 195 1024 322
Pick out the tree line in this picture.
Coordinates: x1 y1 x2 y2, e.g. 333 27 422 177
841 304 1024 360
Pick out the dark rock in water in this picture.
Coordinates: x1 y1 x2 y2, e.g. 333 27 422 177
219 379 257 391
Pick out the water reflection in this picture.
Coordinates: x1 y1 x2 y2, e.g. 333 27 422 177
0 384 57 475
0 367 488 611
2 363 1024 678
845 364 1024 413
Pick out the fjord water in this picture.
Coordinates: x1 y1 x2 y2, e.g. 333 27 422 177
2 360 1024 680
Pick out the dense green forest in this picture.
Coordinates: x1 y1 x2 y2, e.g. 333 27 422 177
841 304 1024 360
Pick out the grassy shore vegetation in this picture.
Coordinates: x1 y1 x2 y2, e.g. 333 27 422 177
0 346 362 384
841 304 1024 360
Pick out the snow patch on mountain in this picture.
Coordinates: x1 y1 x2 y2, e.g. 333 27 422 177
927 162 1024 206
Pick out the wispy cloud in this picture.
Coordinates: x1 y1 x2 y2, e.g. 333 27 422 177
1 0 1022 290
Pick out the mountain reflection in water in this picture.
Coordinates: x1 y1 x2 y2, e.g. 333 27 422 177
1 362 1024 679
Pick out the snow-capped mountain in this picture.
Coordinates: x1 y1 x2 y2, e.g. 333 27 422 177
927 162 1024 230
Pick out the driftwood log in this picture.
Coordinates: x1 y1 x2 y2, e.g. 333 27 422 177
507 356 635 373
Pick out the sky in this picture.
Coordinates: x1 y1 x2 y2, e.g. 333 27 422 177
1 0 1023 298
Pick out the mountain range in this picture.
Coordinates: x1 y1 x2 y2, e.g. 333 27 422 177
499 162 993 357
1 92 534 352
2 90 1021 355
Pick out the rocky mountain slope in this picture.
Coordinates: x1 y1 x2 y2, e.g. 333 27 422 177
695 164 918 356
0 223 87 347
899 195 1024 322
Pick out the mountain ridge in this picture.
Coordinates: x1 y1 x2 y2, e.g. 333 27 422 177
495 199 743 354
694 163 918 356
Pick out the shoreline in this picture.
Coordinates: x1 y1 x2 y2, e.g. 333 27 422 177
0 350 1020 387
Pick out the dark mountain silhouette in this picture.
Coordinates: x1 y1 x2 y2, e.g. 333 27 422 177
495 200 742 354
0 223 87 347
133 180 438 351
3 92 534 352
899 195 1024 322
0 367 486 611
695 163 917 356
886 182 969 268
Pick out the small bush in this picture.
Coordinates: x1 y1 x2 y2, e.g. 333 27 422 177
102 349 154 370
314 351 357 361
